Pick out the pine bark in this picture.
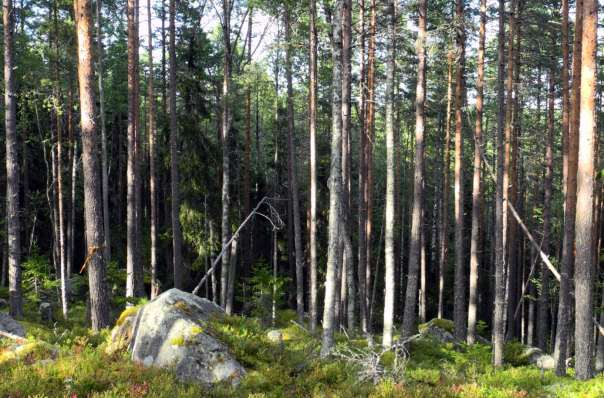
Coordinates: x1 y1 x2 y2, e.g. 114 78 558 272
453 0 467 341
554 0 580 375
492 0 507 367
170 0 183 289
309 0 318 332
382 0 397 347
401 0 425 339
573 0 597 380
4 0 22 318
74 0 110 330
467 0 485 345
321 0 343 357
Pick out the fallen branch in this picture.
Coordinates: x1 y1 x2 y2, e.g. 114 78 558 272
476 137 561 282
593 317 604 337
192 197 283 295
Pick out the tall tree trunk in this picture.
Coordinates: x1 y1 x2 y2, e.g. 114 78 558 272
309 0 318 332
382 0 397 347
96 0 110 263
438 50 453 319
147 0 159 298
341 0 355 332
242 8 252 290
219 0 232 307
357 0 368 335
538 71 554 351
573 0 597 380
453 0 467 341
126 0 143 297
467 0 485 345
321 0 343 357
284 8 305 323
554 0 580 375
170 0 183 289
4 0 22 318
401 0 425 339
74 0 110 330
492 0 507 367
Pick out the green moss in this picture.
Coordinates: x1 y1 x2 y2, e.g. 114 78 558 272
418 318 455 333
190 325 204 336
172 300 193 316
169 335 186 347
115 306 140 327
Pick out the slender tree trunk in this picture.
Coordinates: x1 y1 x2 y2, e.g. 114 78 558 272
309 0 318 332
4 0 22 318
341 0 355 332
74 0 110 330
492 0 507 367
96 0 110 263
321 0 343 356
283 8 304 323
382 0 397 347
147 0 159 298
554 0 580 375
242 8 252 289
357 0 368 335
220 0 232 307
170 0 183 289
573 0 597 380
538 71 555 351
401 0 425 339
126 0 143 297
438 51 453 320
467 0 486 345
453 0 467 341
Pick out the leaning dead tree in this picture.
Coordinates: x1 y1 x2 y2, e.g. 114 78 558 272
192 196 284 296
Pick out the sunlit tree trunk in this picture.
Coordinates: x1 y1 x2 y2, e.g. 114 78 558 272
453 0 467 341
467 0 485 345
573 0 597 380
74 0 110 330
382 0 397 347
401 0 425 340
126 0 143 297
4 0 22 318
554 0 580 375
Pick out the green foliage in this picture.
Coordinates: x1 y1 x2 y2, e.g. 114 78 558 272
245 260 290 324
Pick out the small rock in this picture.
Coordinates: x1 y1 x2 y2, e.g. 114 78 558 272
267 330 283 344
523 346 555 370
0 312 25 337
420 324 458 344
39 302 53 322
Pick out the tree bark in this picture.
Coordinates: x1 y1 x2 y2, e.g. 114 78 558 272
170 0 183 289
309 0 318 332
573 0 597 380
554 0 580 375
453 0 467 341
74 0 110 330
147 0 159 298
492 0 507 367
220 0 232 307
401 0 425 339
126 0 143 297
4 0 22 318
467 0 485 345
321 0 343 357
382 0 397 347
284 8 305 323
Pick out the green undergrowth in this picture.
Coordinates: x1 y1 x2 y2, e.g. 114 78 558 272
1 307 604 397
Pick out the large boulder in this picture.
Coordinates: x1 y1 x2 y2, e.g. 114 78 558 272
418 319 458 344
522 346 555 370
0 312 25 338
110 289 245 386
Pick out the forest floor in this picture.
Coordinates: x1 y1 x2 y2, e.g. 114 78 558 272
1 294 604 397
